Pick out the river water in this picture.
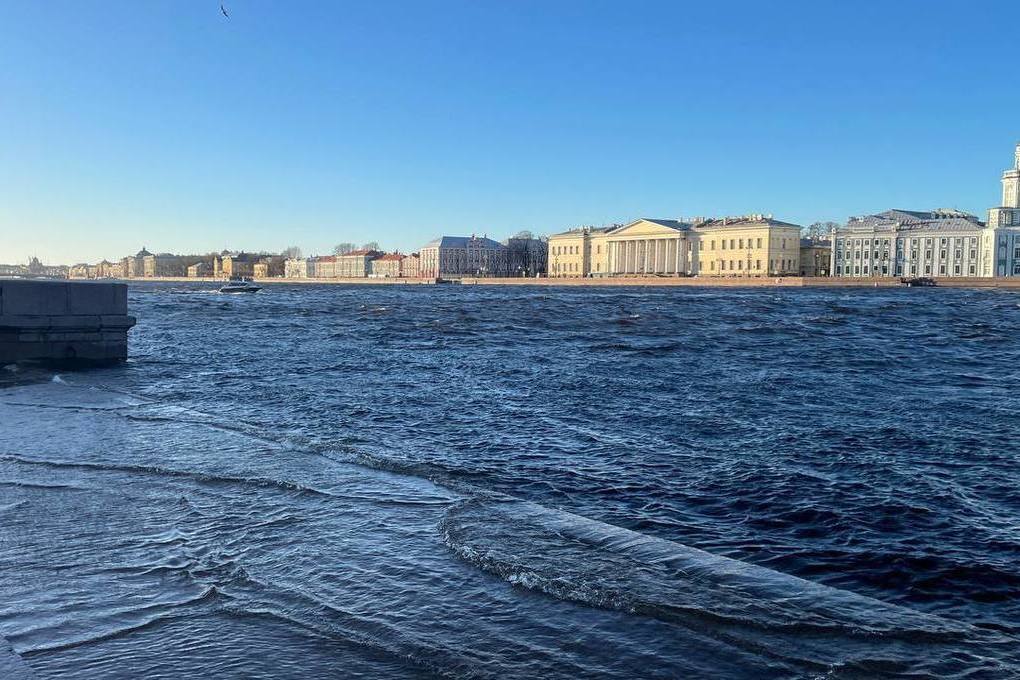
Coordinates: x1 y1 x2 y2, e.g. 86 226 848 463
2 282 1019 678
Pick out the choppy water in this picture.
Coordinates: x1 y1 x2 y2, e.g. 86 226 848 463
2 282 1020 679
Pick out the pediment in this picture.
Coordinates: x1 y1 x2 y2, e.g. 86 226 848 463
607 219 685 238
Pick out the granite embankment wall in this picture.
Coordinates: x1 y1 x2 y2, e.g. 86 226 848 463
92 276 1020 289
0 280 135 364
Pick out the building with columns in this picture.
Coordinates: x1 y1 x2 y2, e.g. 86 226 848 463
987 142 1020 276
830 209 985 278
547 215 802 278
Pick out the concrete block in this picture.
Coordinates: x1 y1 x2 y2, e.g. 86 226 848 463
67 282 117 315
0 281 69 315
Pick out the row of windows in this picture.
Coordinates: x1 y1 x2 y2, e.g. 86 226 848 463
709 259 793 272
843 263 976 275
708 238 765 251
838 236 978 247
836 249 977 261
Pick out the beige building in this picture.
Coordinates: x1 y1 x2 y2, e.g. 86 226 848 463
311 256 337 278
187 262 212 277
284 258 313 278
369 253 403 277
401 253 420 278
547 216 802 278
548 226 614 278
335 249 382 278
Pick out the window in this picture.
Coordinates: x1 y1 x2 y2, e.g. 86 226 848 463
954 265 960 274
782 238 787 249
738 260 743 270
755 259 761 270
730 239 735 249
940 250 946 259
739 239 744 249
721 240 726 250
729 260 735 270
756 238 762 248
710 261 715 271
939 264 946 274
969 265 976 274
711 240 716 250
720 261 725 271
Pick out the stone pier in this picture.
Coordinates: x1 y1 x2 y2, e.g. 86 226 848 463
0 280 136 364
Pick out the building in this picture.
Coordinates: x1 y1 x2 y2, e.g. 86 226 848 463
505 235 548 277
284 258 313 278
253 258 275 279
799 239 831 277
547 215 802 278
187 262 212 277
369 253 403 277
143 252 185 278
986 142 1020 276
311 255 337 278
419 236 507 278
217 253 258 279
401 253 420 278
547 226 614 278
831 209 985 278
336 249 382 278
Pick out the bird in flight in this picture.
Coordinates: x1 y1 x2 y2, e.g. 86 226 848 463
220 4 229 18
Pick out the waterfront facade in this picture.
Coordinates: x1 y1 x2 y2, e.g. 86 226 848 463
336 249 382 278
547 216 802 278
799 240 831 277
370 253 403 277
401 253 420 278
987 143 1020 276
284 258 313 278
419 236 507 278
831 210 985 278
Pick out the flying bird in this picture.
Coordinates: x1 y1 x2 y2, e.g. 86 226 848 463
220 4 229 18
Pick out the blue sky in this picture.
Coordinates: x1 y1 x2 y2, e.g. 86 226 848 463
2 0 1019 264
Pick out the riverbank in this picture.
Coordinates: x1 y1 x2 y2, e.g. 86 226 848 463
95 276 1020 289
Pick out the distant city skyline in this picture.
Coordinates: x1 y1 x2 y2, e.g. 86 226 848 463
3 1 1020 265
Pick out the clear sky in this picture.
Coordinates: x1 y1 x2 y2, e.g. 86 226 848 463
2 0 1019 265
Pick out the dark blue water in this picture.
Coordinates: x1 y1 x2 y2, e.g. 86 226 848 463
2 282 1020 678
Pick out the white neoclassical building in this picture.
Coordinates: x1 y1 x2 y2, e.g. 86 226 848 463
831 209 986 278
987 143 1020 276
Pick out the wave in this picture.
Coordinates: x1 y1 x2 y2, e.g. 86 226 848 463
15 587 220 657
0 637 33 680
439 498 1019 676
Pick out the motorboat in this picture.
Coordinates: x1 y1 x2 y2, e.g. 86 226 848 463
219 279 262 294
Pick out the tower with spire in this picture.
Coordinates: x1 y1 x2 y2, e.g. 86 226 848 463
986 142 1020 276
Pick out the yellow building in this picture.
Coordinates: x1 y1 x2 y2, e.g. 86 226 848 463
548 226 613 277
693 216 802 277
547 216 802 278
